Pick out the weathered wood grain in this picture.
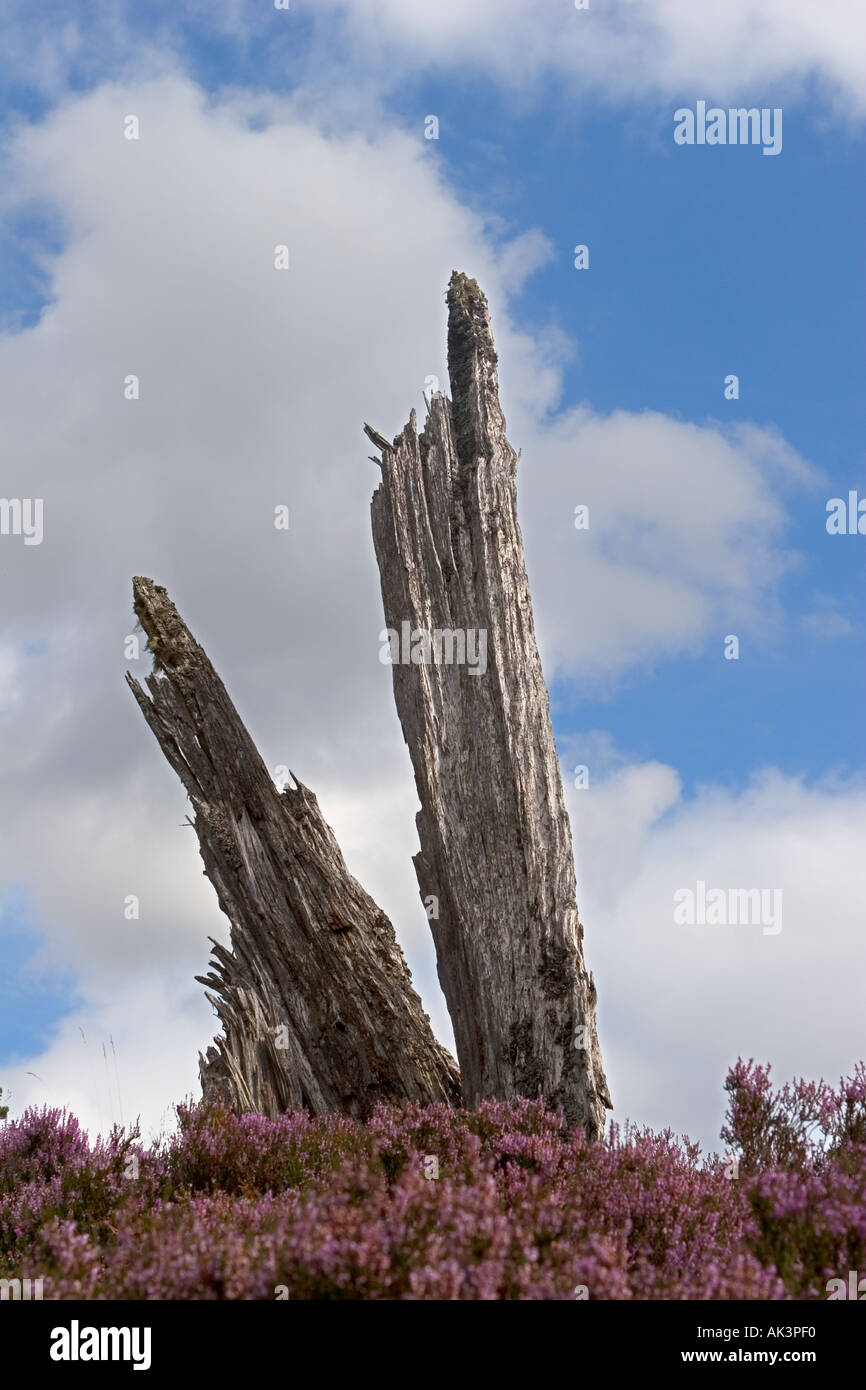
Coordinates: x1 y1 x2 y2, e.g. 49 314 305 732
127 577 461 1119
369 272 611 1136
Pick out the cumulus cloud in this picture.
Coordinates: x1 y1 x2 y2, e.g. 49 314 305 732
567 759 866 1149
516 407 820 684
321 0 866 117
2 1 865 124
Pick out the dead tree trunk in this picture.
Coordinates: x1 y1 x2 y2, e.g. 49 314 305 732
127 577 460 1120
368 272 611 1136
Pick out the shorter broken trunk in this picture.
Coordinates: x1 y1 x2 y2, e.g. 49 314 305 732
127 577 460 1120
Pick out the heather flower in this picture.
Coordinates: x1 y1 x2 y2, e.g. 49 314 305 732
1 1063 863 1299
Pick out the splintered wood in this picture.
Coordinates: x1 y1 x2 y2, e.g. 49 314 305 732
127 576 460 1120
369 272 610 1136
127 272 610 1137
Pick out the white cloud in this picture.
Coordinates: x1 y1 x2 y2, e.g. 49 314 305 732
0 76 535 1134
567 760 866 1149
800 593 857 638
323 0 866 118
3 0 865 127
516 406 820 684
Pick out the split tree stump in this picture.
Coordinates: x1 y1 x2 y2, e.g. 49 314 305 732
368 273 610 1136
127 576 460 1120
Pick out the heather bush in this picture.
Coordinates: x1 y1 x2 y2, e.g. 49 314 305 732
162 1102 369 1196
722 1059 866 1297
0 1106 145 1264
722 1058 866 1172
0 1061 863 1299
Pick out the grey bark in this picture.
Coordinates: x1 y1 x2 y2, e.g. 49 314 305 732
126 577 460 1120
368 272 611 1136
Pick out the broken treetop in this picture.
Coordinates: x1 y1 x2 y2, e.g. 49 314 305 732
368 271 610 1136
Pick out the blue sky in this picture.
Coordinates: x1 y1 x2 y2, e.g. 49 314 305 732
0 889 81 1060
0 0 863 1144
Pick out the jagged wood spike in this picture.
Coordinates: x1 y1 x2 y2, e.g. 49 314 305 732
363 423 393 453
369 271 611 1136
126 576 460 1120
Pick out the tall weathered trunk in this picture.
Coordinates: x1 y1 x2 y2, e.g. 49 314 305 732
127 577 460 1120
368 272 611 1136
